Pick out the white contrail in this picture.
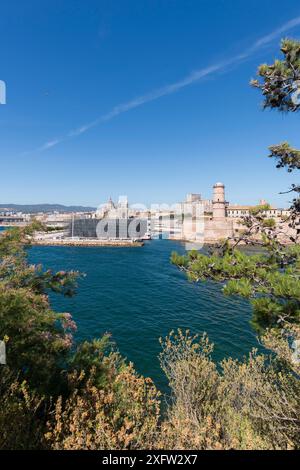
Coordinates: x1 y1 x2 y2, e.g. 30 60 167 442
251 15 300 49
35 15 300 153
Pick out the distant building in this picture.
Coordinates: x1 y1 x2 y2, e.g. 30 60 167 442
95 196 129 219
68 218 148 240
0 210 30 224
227 205 289 218
186 193 201 203
181 193 212 215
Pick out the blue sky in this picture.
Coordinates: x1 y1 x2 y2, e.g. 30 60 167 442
1 0 300 208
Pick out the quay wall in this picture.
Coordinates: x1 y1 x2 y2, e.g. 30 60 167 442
33 239 144 247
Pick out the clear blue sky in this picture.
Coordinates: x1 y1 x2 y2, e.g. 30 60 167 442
1 0 300 208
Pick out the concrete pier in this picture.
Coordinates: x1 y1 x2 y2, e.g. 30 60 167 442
33 238 144 247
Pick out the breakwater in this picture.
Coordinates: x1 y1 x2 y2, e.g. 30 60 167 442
33 238 144 247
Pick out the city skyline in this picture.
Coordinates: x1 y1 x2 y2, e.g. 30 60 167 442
1 0 300 207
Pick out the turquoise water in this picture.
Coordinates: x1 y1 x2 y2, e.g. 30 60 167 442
28 239 261 390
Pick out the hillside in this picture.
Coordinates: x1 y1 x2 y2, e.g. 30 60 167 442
0 204 96 213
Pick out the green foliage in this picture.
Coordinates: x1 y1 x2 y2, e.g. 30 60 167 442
269 142 300 172
0 222 41 258
0 225 82 392
251 39 300 221
159 330 300 449
249 203 271 215
0 286 74 391
46 363 161 450
0 369 47 450
262 218 276 228
170 251 189 268
251 38 300 112
46 225 66 232
69 336 126 388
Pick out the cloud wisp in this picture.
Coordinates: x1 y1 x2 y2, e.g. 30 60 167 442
35 15 300 154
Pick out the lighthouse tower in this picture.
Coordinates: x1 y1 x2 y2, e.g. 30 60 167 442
212 182 226 219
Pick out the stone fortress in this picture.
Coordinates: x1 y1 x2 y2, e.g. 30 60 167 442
164 182 235 243
170 182 290 244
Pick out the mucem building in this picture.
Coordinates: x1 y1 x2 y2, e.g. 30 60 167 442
68 218 148 240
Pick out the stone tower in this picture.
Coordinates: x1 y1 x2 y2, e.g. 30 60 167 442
212 182 226 219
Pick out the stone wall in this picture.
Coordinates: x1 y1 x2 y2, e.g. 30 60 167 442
204 218 234 242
